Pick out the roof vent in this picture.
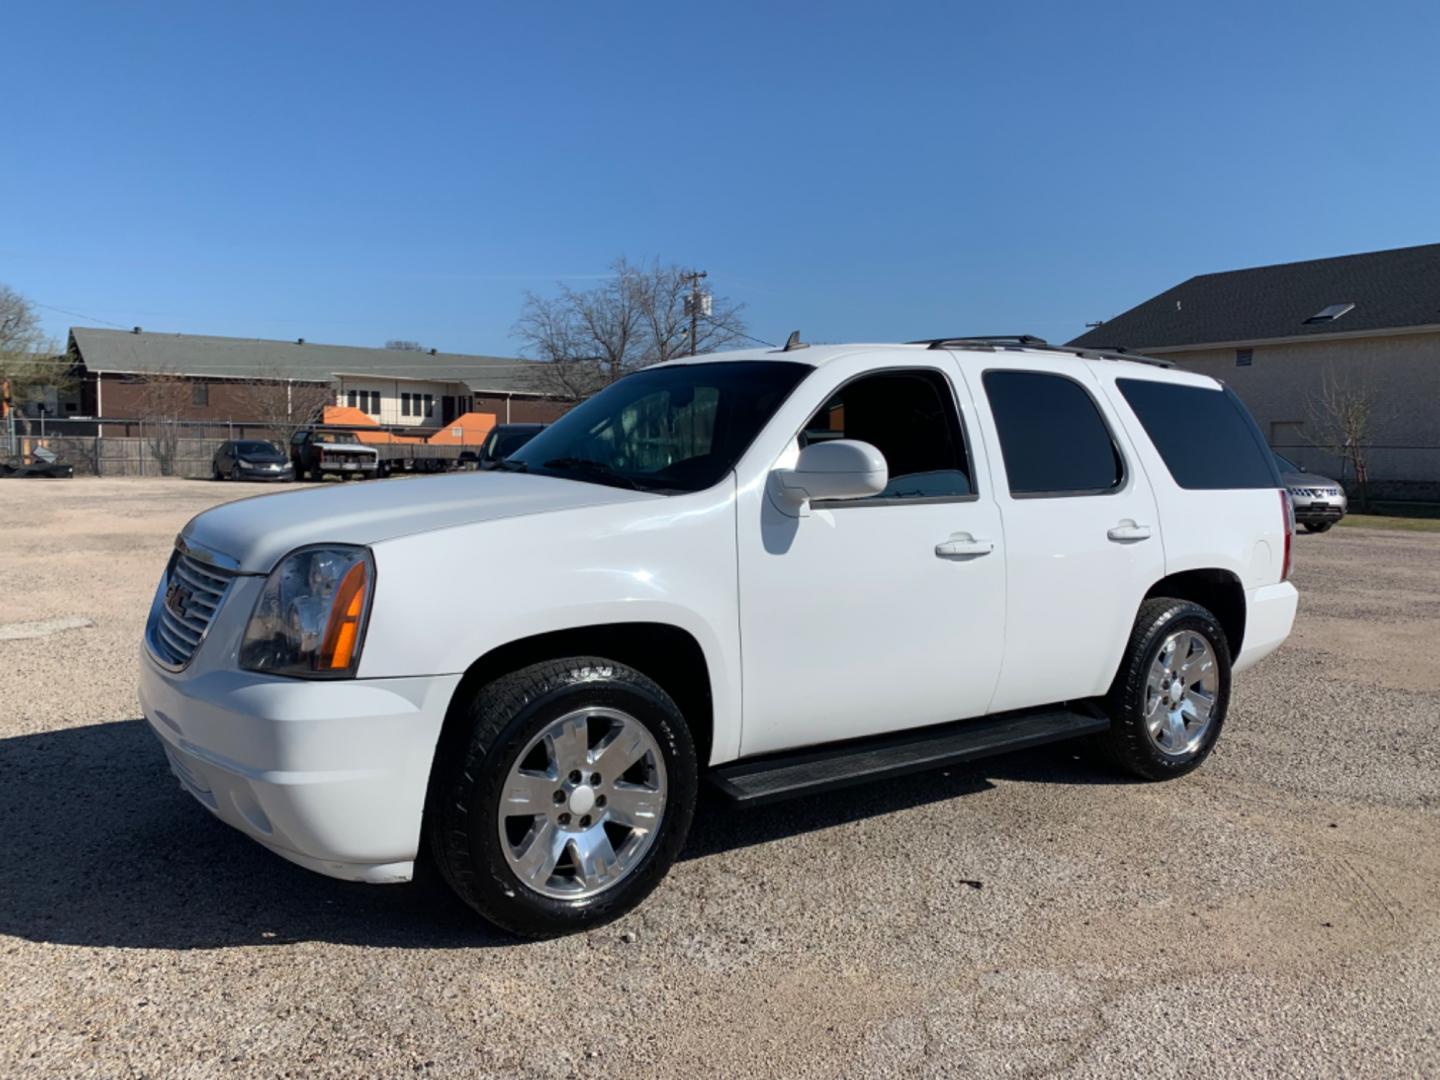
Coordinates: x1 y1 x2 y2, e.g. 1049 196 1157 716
429 348 437 355
1304 302 1354 325
296 337 305 345
131 326 141 334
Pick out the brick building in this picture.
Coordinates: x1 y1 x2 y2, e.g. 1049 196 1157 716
66 327 568 436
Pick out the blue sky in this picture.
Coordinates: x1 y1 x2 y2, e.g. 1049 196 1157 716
6 1 1439 355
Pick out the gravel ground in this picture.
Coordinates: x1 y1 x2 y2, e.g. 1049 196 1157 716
2 477 1437 1078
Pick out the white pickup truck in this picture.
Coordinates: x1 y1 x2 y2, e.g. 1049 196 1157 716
140 336 1298 935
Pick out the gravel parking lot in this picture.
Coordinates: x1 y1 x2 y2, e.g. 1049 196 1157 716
2 477 1437 1078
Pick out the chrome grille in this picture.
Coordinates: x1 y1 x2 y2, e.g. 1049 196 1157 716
148 552 237 668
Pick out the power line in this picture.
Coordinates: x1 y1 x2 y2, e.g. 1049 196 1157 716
716 323 777 349
31 301 133 330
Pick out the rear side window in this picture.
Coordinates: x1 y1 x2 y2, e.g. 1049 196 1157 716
982 371 1123 496
1117 378 1281 490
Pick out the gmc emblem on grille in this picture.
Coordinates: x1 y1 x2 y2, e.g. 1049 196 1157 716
165 581 194 620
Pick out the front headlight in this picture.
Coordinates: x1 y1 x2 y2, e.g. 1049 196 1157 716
239 546 374 678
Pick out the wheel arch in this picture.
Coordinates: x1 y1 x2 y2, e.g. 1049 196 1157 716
426 621 716 809
1142 568 1246 660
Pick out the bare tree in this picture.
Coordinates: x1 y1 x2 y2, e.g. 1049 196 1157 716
236 369 334 446
1 284 68 443
133 373 191 476
384 339 428 352
1307 369 1386 512
512 258 750 401
632 262 749 366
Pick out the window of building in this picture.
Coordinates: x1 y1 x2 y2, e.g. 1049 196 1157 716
983 370 1123 496
192 383 209 406
401 393 411 417
1235 349 1253 367
1117 378 1280 490
369 391 381 415
800 369 973 501
347 390 358 409
424 394 434 418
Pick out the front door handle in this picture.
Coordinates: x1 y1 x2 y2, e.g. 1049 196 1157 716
935 533 994 559
1107 520 1153 543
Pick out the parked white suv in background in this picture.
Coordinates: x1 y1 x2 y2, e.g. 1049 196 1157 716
140 336 1298 935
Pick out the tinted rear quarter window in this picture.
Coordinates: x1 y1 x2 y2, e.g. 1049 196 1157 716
982 370 1124 496
1117 378 1281 490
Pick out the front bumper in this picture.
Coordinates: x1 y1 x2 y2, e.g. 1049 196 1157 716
139 650 459 882
1288 490 1347 524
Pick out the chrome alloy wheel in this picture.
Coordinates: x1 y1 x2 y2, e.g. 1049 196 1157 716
498 707 667 900
1144 630 1219 756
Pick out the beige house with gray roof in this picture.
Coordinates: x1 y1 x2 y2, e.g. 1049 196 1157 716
1070 243 1440 501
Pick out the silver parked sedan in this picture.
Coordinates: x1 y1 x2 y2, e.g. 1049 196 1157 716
1275 453 1347 533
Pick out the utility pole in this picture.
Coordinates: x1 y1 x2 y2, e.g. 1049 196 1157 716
682 270 710 357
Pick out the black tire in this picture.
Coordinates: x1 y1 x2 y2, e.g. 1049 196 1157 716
1097 598 1232 781
229 464 242 482
428 657 697 937
212 463 223 480
293 463 306 481
1302 521 1333 534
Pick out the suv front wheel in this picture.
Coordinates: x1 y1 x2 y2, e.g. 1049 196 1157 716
1099 598 1232 780
428 657 697 937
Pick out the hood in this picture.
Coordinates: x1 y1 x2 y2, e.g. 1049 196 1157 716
1281 469 1340 488
181 472 660 573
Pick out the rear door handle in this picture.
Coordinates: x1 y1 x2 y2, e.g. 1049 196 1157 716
935 533 994 559
1107 520 1153 543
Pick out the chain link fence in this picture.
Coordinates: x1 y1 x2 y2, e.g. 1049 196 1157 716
2 417 488 479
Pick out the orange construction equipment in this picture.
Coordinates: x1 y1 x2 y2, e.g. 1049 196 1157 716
427 412 498 446
319 405 425 444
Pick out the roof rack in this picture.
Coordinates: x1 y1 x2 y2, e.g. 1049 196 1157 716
910 335 1175 370
908 335 1049 348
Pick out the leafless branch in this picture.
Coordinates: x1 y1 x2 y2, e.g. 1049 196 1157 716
1306 369 1389 511
235 366 334 446
511 258 751 401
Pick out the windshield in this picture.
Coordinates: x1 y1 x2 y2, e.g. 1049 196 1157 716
507 361 811 493
1274 452 1298 473
234 441 279 455
494 429 540 457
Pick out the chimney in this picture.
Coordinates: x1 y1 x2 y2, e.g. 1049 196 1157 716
429 348 437 355
131 326 142 334
297 337 305 345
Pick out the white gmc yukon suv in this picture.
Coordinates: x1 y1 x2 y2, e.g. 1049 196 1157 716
140 336 1298 935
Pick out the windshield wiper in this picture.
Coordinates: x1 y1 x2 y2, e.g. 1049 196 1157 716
542 457 645 490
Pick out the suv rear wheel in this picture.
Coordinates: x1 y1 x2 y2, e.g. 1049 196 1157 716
428 657 697 937
1099 598 1231 780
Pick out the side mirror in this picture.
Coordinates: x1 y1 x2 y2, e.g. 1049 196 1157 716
770 439 887 514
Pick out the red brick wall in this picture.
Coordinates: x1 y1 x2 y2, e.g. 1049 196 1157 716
470 394 572 424
90 372 333 437
87 371 570 433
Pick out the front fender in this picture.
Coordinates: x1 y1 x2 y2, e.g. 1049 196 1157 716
359 483 744 763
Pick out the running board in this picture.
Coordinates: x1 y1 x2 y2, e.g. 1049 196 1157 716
709 707 1110 807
